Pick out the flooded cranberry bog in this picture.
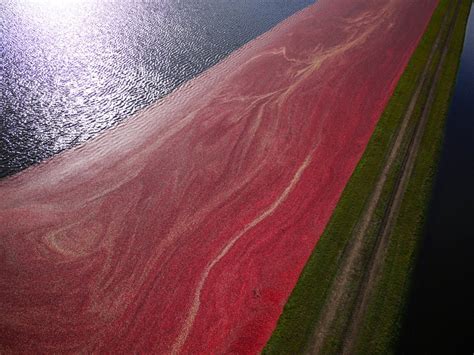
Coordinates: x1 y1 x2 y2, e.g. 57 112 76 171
0 0 453 353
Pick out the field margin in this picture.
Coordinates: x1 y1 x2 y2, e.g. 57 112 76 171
353 1 473 353
263 0 470 352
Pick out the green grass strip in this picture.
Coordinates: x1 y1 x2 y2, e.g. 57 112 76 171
263 0 454 353
316 2 460 352
353 1 473 354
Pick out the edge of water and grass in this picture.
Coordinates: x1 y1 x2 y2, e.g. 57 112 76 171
352 1 472 353
263 0 471 353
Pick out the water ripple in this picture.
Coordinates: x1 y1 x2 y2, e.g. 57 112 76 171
0 0 313 178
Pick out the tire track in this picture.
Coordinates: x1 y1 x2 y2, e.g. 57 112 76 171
341 1 462 353
305 1 458 353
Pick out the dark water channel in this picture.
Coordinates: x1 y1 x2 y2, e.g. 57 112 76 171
0 0 313 178
399 4 474 354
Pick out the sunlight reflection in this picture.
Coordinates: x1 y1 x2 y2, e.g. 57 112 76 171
1 0 314 177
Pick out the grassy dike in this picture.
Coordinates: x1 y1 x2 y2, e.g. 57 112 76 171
263 0 467 353
315 1 460 353
353 1 473 353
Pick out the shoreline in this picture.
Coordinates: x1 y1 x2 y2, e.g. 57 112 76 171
0 0 439 353
264 0 472 353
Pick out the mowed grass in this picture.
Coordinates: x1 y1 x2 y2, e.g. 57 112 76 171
353 1 473 353
263 0 457 353
314 1 463 352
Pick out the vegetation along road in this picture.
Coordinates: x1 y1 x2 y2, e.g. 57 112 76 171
264 0 473 353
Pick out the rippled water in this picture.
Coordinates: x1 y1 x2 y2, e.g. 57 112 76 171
0 0 313 178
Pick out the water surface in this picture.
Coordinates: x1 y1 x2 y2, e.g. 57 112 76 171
0 0 313 178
